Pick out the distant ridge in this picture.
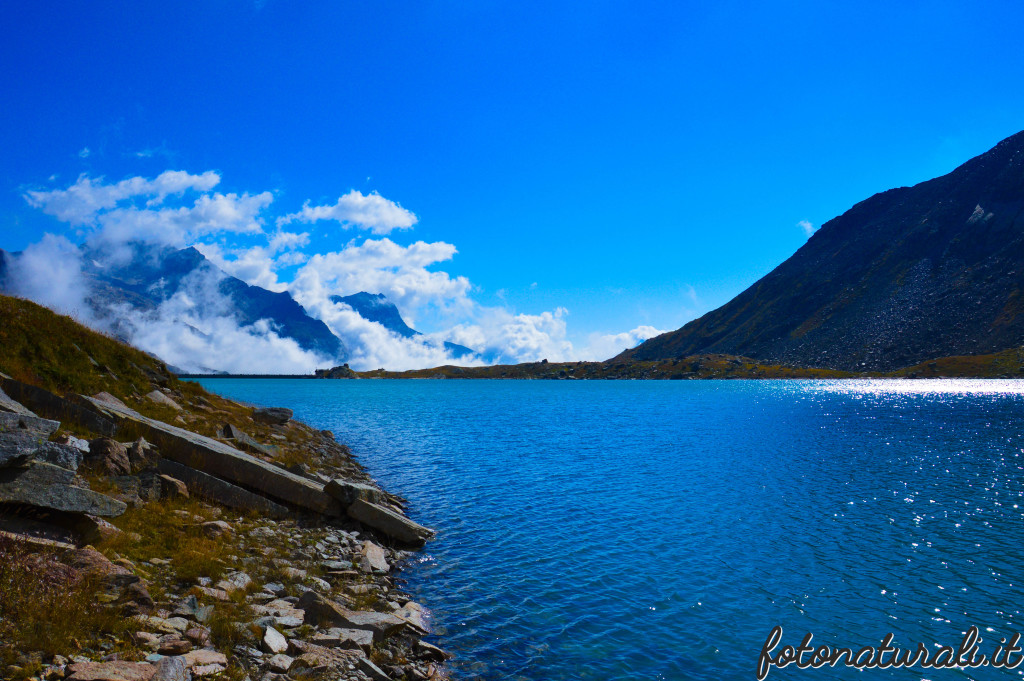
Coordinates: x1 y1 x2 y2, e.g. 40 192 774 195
618 130 1024 371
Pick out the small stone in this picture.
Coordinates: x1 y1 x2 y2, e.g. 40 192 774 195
184 627 211 646
190 664 224 678
280 566 307 580
194 586 231 602
158 475 188 499
150 656 189 681
66 661 156 681
262 627 288 655
356 657 392 681
200 520 232 539
233 645 263 659
266 654 294 673
135 631 161 647
182 650 227 668
252 407 292 425
414 640 451 661
146 390 183 411
156 638 191 655
307 576 331 592
313 628 373 651
127 437 160 472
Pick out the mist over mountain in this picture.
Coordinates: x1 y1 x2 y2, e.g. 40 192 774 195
0 241 490 373
0 241 346 373
619 131 1024 371
331 292 476 359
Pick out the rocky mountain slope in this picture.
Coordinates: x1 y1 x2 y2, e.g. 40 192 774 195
0 294 446 680
617 130 1024 371
332 292 476 359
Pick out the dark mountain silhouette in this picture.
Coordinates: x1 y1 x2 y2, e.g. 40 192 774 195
618 130 1024 371
331 291 476 359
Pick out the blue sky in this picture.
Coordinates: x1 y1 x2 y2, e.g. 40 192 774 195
3 1 1024 368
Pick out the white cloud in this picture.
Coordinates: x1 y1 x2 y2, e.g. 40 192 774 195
447 307 574 364
577 325 667 361
25 170 221 225
278 190 417 234
114 266 328 374
93 191 271 248
4 233 91 320
268 230 310 252
288 238 472 323
15 167 671 373
78 147 90 159
798 219 815 237
306 299 484 371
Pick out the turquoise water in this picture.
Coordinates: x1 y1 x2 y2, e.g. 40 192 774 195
197 378 1024 680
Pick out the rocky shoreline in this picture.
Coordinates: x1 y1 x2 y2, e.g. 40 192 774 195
0 297 449 681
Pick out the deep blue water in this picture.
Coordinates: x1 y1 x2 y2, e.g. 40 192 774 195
197 378 1024 681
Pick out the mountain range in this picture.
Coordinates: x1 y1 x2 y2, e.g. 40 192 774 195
618 130 1024 371
0 242 477 370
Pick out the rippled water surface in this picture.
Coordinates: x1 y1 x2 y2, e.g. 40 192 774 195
197 379 1024 680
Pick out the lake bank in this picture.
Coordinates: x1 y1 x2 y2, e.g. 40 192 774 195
0 294 447 680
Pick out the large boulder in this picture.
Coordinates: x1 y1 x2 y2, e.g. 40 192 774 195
346 499 435 547
127 437 160 472
0 462 127 516
252 407 292 425
295 591 405 640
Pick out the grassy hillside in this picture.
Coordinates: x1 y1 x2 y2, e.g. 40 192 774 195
0 295 176 397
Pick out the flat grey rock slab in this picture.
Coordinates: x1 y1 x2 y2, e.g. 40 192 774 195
347 499 435 547
81 395 339 515
158 460 289 518
34 441 85 470
0 462 127 517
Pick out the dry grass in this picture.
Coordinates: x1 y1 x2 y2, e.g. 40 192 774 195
0 535 128 666
100 497 237 586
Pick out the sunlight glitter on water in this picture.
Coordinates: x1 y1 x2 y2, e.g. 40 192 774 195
809 378 1024 396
